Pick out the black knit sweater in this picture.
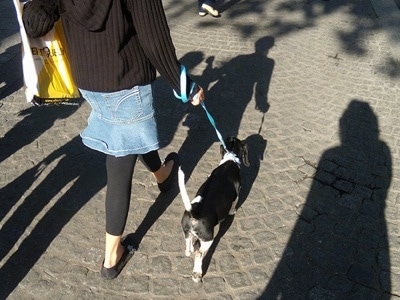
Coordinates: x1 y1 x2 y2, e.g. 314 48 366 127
22 0 191 94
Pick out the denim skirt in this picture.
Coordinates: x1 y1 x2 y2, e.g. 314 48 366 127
80 84 159 157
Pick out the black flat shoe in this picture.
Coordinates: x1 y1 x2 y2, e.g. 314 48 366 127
157 152 180 193
100 243 135 280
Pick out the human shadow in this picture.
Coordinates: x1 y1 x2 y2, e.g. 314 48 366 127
177 36 274 180
0 137 106 299
259 100 392 299
0 44 23 100
0 104 80 165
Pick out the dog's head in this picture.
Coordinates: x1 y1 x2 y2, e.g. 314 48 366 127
220 137 250 167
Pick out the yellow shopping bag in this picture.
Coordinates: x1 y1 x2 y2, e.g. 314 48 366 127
13 0 80 106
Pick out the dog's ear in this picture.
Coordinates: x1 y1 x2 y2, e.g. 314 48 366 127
223 137 233 151
241 142 250 167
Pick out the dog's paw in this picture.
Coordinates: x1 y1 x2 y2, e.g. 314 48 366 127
185 250 191 257
192 272 203 283
229 208 237 215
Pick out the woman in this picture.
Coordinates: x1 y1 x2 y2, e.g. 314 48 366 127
23 0 204 279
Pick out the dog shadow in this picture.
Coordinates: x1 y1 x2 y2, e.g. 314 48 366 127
238 133 267 208
198 133 267 279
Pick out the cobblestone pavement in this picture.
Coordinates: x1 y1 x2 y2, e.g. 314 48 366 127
1 0 399 299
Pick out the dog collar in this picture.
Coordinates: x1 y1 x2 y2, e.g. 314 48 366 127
219 152 241 166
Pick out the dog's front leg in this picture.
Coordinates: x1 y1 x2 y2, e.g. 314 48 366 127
229 199 238 215
192 240 213 282
185 233 194 256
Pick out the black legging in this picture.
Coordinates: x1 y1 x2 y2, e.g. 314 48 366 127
105 150 162 235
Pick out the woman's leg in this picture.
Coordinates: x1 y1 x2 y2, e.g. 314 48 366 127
103 154 137 268
140 150 174 184
198 0 203 11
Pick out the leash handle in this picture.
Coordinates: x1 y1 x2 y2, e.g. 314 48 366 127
174 64 227 151
173 65 196 103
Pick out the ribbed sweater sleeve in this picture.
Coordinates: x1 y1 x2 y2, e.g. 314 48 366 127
128 0 181 93
22 0 59 38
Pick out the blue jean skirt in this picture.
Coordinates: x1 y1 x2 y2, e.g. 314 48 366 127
80 84 160 157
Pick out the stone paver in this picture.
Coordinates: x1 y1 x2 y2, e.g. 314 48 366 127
1 0 399 299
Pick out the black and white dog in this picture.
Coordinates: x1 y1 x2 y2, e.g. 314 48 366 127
178 137 249 282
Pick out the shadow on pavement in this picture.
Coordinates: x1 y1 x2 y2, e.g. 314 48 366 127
126 185 180 250
0 105 80 165
0 44 23 100
0 137 106 299
239 133 268 208
258 100 392 299
153 36 274 181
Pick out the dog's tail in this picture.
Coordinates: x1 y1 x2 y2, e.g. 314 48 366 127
178 167 192 212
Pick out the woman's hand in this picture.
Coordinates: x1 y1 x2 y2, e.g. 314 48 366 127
190 86 205 106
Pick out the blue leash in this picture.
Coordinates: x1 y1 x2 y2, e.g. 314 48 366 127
174 65 227 151
200 102 227 151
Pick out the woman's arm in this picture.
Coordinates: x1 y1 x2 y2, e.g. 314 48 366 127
128 0 202 101
22 0 59 38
